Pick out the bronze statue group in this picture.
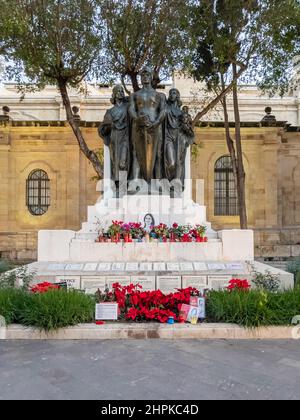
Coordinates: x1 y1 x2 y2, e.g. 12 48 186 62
99 67 195 195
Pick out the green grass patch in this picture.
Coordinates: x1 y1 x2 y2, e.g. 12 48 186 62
0 288 95 331
206 289 300 328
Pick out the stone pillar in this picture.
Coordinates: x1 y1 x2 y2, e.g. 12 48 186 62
263 135 280 228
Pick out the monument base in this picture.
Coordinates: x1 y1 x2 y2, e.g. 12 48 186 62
32 196 294 293
79 195 213 235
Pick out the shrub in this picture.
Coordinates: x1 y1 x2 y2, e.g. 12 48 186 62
251 268 280 293
0 289 30 324
20 289 95 331
286 257 300 285
206 288 300 328
0 260 13 274
0 266 35 290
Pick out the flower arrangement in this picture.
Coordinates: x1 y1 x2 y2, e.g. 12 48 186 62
151 223 169 241
31 282 60 294
107 220 123 242
121 222 145 241
95 283 200 323
97 220 208 243
227 279 251 291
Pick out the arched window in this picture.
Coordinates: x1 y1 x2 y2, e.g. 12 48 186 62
26 170 50 216
214 156 238 216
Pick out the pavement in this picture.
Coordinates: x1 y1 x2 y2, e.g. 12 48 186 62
0 340 300 400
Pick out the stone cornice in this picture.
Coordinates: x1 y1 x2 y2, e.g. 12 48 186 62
0 120 292 129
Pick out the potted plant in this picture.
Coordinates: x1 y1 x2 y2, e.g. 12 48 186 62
169 223 184 242
152 223 169 242
129 223 145 242
107 220 123 243
192 225 207 242
180 224 193 242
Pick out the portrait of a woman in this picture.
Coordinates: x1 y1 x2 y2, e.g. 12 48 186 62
143 213 155 233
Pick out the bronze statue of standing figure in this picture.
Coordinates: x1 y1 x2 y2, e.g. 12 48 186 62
129 66 166 184
165 89 194 187
98 84 130 188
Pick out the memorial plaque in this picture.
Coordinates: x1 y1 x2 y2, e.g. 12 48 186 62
131 276 156 291
83 263 98 272
106 276 131 289
81 277 107 294
225 263 244 271
153 263 166 271
95 303 118 320
111 263 126 271
180 262 194 272
156 276 182 293
97 263 112 272
65 264 84 271
55 276 81 290
126 263 139 272
167 263 180 272
208 275 232 290
182 276 207 289
47 264 66 271
193 262 207 271
140 263 153 271
207 263 226 271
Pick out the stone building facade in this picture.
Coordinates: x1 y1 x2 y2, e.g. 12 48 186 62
0 77 300 261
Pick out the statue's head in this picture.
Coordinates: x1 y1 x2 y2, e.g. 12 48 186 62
111 84 125 104
168 88 182 107
140 66 153 86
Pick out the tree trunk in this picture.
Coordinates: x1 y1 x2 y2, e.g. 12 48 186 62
193 65 246 127
232 64 248 229
129 72 140 92
58 79 103 178
221 74 238 180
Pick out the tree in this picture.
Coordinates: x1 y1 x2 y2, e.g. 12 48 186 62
188 0 299 229
0 0 105 178
100 0 193 92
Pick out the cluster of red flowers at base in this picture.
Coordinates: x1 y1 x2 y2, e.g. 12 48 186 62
227 279 251 291
31 282 60 294
111 283 199 323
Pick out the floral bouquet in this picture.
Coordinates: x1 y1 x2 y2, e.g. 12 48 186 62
152 223 169 241
169 223 184 241
191 225 207 242
107 220 123 241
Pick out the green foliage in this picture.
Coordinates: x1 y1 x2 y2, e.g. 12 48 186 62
286 257 300 285
0 266 35 291
251 269 281 293
20 290 95 331
0 289 30 324
1 0 104 89
206 289 300 328
0 288 95 329
101 0 193 89
0 260 13 274
188 0 300 97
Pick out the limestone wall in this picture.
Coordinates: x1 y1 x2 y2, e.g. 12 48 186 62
0 120 299 261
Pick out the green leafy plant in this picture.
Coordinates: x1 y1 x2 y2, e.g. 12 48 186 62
0 289 30 324
206 288 300 328
0 260 13 274
20 290 95 331
286 257 300 286
0 266 35 291
251 268 281 293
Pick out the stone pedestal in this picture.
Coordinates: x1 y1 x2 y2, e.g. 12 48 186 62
81 194 211 235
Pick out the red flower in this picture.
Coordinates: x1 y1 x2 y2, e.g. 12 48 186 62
227 279 251 291
31 282 60 294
